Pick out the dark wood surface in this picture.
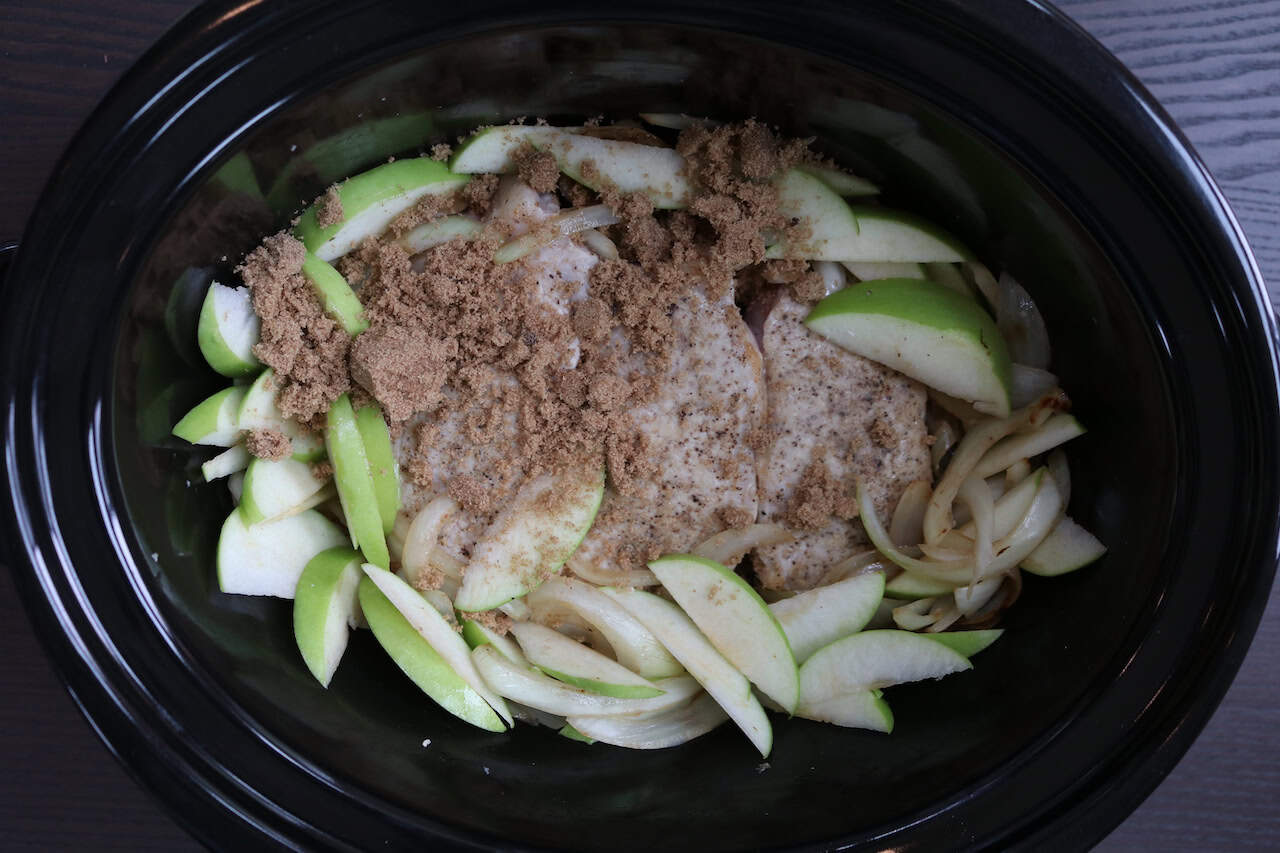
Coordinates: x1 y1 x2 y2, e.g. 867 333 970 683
1 1 1276 849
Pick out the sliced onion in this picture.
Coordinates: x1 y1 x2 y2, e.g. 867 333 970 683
958 474 995 574
918 542 971 562
399 214 482 254
953 577 1002 615
568 552 658 588
817 550 887 586
889 481 932 547
925 599 964 632
1011 364 1059 409
495 204 622 263
931 420 959 475
498 598 532 622
568 691 727 750
971 412 1083 480
402 496 460 586
692 523 793 567
892 598 937 631
929 389 984 427
1004 458 1032 488
996 272 1051 369
965 261 1001 307
814 260 847 297
387 511 411 565
579 228 619 260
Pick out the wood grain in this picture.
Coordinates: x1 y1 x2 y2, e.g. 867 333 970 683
0 0 1276 849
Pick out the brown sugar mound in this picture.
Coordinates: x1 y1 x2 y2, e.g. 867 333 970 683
246 428 292 461
513 144 560 194
315 185 343 228
238 232 350 421
349 323 455 423
784 454 858 531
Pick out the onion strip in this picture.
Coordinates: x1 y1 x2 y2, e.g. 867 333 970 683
495 205 621 263
401 496 460 586
958 475 995 575
692 523 793 566
971 413 1084 480
568 552 658 588
889 481 932 546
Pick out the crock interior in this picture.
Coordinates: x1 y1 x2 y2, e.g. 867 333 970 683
111 22 1177 850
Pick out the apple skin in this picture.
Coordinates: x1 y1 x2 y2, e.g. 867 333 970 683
508 621 664 700
216 508 348 598
172 386 245 446
354 403 399 534
923 629 1004 658
293 547 362 687
301 255 368 335
197 282 260 377
324 393 390 568
805 278 1013 416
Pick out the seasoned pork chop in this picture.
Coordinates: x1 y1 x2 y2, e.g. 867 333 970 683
571 287 766 579
753 291 930 591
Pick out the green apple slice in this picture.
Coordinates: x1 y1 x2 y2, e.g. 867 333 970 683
471 644 700 719
325 393 390 568
648 555 799 714
768 168 862 257
294 158 469 262
399 214 482 254
358 575 506 733
460 619 529 666
531 131 691 209
806 278 1013 416
239 456 331 525
301 254 367 335
768 572 885 663
508 622 664 699
796 690 895 733
354 403 398 534
201 444 250 482
526 576 684 679
884 571 956 598
602 587 772 757
971 414 1085 479
197 283 261 377
559 724 595 744
797 164 880 198
363 565 512 725
567 691 729 750
798 630 972 709
924 629 1004 658
236 369 325 462
293 547 362 686
216 507 347 598
173 386 246 446
454 465 605 612
1022 516 1106 576
842 261 925 281
449 125 569 174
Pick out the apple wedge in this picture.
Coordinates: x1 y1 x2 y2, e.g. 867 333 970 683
1022 516 1106 576
236 370 325 463
797 164 879 198
648 554 799 713
460 619 529 666
301 254 367 335
354 403 398 533
293 547 362 686
531 131 691 209
806 278 1014 416
325 393 390 568
567 691 729 750
216 507 347 598
842 261 925 281
358 575 507 733
602 587 773 757
798 630 972 711
449 125 572 174
201 444 249 482
454 464 605 612
508 622 664 699
471 644 699 719
294 158 469 262
239 456 332 525
768 572 885 663
172 386 246 446
526 576 684 679
796 690 895 733
197 282 260 377
363 565 513 725
924 629 1004 658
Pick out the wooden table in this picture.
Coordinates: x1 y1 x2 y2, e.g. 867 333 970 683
1 1 1276 848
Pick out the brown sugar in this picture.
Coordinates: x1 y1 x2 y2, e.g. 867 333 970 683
349 323 455 422
784 454 859 531
315 185 344 228
513 144 561 194
245 428 292 461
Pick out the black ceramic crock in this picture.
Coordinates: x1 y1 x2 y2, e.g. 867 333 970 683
2 1 1276 850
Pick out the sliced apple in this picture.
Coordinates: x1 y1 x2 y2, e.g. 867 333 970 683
239 456 331 525
798 630 972 712
471 644 699 719
172 386 246 446
768 572 885 663
236 370 325 463
197 283 260 377
648 554 799 713
842 261 925 281
399 214 482 254
325 393 389 568
567 691 729 750
796 690 895 733
558 724 595 744
924 629 1004 658
358 575 507 733
602 587 772 757
797 164 879 198
354 403 398 534
884 570 956 599
449 125 574 174
460 619 529 667
294 158 469 262
805 278 1013 416
293 547 362 686
526 576 684 679
1022 516 1106 576
531 131 690 209
454 464 605 612
201 444 250 482
301 254 367 335
508 621 664 699
216 507 347 598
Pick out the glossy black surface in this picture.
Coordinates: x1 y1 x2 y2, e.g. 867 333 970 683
1 1 1277 850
